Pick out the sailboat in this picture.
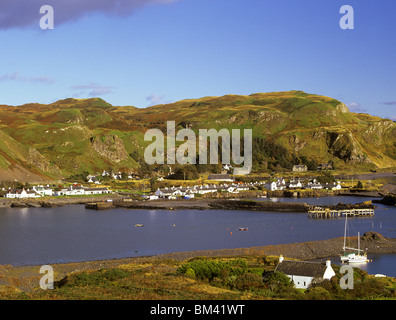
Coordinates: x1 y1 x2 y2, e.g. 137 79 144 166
340 214 368 263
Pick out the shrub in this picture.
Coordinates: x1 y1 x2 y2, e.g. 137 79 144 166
264 271 293 292
233 273 263 291
185 268 196 279
305 286 332 300
177 259 247 282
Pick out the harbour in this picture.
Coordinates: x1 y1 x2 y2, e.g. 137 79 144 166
0 196 394 274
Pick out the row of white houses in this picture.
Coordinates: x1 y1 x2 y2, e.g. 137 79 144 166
4 185 111 198
57 185 111 196
150 177 343 200
266 178 342 192
153 182 261 199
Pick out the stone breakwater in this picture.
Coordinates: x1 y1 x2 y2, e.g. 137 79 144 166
111 198 375 214
114 198 311 212
0 195 121 208
2 196 376 214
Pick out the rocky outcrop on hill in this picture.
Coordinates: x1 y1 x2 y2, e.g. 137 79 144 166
90 134 129 163
326 131 371 164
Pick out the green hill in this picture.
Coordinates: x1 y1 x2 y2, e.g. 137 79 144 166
0 91 394 182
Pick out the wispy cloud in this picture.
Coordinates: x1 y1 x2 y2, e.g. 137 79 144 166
0 71 55 84
71 82 114 97
0 0 179 30
380 101 396 106
146 94 165 106
146 93 174 106
345 102 367 113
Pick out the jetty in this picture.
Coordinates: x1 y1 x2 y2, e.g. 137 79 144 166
308 207 374 219
307 200 375 219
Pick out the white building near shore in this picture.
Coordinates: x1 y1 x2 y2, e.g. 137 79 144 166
274 255 335 289
4 188 41 198
58 185 110 196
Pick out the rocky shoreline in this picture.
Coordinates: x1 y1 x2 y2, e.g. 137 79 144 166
373 194 396 206
0 195 121 208
0 189 391 210
0 194 382 215
152 232 396 261
113 198 311 212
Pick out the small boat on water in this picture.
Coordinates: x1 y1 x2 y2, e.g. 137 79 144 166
239 227 248 231
135 224 144 227
340 215 368 264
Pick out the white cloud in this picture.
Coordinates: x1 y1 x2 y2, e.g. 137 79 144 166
345 102 367 113
71 82 114 97
0 72 55 84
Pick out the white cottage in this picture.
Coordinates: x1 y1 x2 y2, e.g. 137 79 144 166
33 185 53 196
288 179 303 189
265 179 285 191
5 188 41 198
83 187 110 195
155 188 181 198
59 185 85 196
275 255 335 289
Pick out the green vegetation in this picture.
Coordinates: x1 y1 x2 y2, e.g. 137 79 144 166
1 255 395 300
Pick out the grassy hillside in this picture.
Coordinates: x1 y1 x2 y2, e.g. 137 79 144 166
0 91 395 182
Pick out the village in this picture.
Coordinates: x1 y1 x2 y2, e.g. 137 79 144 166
1 170 343 200
2 184 112 199
144 174 342 201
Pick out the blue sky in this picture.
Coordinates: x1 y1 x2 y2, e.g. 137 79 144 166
0 0 395 120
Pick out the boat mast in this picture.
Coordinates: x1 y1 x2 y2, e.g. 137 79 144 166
343 214 347 251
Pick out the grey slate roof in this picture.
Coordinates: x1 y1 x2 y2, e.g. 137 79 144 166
275 260 327 278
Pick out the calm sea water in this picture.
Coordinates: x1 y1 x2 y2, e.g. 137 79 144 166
0 196 395 276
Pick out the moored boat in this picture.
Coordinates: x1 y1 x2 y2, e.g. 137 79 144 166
340 215 368 264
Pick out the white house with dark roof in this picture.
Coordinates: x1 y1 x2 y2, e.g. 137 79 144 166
155 187 181 198
288 179 303 189
59 185 85 196
306 179 323 190
274 255 335 289
33 185 53 196
5 188 41 198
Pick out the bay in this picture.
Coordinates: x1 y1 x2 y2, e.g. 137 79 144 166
0 196 395 276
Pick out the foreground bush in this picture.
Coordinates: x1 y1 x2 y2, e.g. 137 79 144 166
177 259 247 282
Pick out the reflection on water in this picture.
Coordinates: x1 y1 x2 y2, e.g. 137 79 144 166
0 196 394 274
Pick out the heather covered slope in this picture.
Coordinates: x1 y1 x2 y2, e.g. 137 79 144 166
0 91 395 182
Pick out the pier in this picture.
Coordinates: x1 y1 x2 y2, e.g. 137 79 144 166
85 201 114 210
308 207 374 219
